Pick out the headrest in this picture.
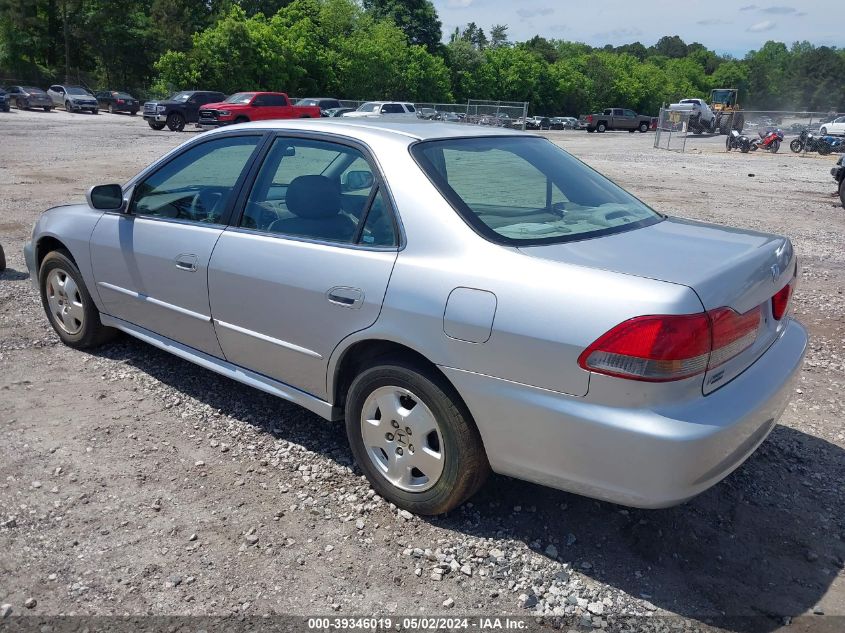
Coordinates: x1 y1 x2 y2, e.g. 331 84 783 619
286 175 341 219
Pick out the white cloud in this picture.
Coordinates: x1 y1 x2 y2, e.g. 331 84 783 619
447 0 474 7
747 19 777 31
517 7 554 18
698 18 731 25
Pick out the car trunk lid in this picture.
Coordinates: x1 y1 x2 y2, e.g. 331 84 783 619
519 217 797 394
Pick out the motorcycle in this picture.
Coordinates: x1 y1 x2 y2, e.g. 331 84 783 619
726 129 752 153
749 128 784 153
790 130 832 155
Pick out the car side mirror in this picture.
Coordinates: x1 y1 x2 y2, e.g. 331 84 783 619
343 171 374 191
87 184 125 211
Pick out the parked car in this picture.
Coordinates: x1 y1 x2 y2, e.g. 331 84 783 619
582 108 651 133
342 101 417 119
295 97 342 115
25 119 806 515
47 85 98 113
143 90 225 131
324 107 355 118
95 90 139 115
417 107 438 120
832 154 845 207
0 88 9 113
435 111 461 123
820 116 845 136
551 116 577 129
4 86 53 111
525 116 551 130
197 92 321 130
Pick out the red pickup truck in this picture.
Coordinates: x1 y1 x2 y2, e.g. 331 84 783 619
197 92 321 129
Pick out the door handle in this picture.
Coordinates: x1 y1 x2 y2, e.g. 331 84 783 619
327 286 364 309
175 254 198 272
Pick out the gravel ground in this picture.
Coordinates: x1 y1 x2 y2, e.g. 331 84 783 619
1 108 844 632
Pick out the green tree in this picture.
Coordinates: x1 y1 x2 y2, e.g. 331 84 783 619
362 0 441 53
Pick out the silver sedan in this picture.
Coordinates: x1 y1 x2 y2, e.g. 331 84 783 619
24 120 807 515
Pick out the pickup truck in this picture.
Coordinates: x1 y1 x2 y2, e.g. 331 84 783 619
581 108 651 133
198 92 321 129
143 90 225 131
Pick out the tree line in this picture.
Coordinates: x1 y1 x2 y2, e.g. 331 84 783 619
1 0 843 115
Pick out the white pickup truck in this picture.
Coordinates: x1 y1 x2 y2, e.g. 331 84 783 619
668 98 716 134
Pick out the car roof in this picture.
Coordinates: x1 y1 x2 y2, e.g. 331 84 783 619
206 118 529 143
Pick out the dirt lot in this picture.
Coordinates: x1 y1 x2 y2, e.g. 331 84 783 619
1 108 844 632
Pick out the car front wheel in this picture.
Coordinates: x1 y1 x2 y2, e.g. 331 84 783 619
39 250 116 349
345 360 489 515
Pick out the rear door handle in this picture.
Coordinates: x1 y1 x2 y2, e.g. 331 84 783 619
327 286 364 309
175 254 198 272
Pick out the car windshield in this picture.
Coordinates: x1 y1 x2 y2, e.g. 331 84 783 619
412 136 661 245
66 87 90 96
225 92 255 104
357 102 381 112
169 92 193 102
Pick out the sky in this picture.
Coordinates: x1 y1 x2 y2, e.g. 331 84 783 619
431 0 844 56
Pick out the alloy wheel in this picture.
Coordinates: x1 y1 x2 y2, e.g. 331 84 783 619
360 386 444 492
45 268 85 335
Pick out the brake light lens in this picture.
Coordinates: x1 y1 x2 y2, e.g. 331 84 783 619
771 281 793 320
579 306 762 382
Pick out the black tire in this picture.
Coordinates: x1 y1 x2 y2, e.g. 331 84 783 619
638 122 649 133
596 122 607 133
789 139 802 153
770 139 780 153
18 99 29 110
148 120 166 130
233 116 249 124
345 359 490 515
65 100 74 112
166 112 185 131
818 142 831 156
130 110 137 116
740 140 750 153
725 135 732 152
92 109 99 115
0 243 5 272
586 127 595 133
43 106 51 112
839 179 845 208
38 250 117 349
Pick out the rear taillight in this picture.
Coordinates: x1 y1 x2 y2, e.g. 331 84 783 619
771 280 793 320
587 114 593 122
578 306 762 382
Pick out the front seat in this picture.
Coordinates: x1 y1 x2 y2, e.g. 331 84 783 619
269 175 356 242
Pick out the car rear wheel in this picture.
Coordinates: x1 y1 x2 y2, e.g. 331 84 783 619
345 359 489 515
43 106 51 112
596 122 607 132
639 122 649 132
166 112 185 131
39 250 117 349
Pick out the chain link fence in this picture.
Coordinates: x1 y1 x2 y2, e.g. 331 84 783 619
655 107 845 154
292 98 529 130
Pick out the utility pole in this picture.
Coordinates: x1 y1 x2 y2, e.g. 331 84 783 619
62 0 70 82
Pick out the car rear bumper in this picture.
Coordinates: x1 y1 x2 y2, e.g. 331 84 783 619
441 318 807 508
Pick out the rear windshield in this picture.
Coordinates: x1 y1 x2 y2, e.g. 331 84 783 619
66 87 90 95
411 136 661 246
225 92 255 104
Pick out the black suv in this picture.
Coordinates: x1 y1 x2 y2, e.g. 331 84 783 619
143 90 225 131
833 154 845 207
